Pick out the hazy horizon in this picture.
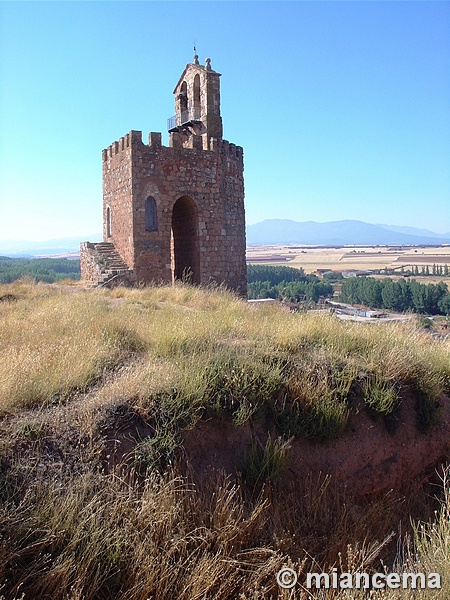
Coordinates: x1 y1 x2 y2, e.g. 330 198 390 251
1 219 449 248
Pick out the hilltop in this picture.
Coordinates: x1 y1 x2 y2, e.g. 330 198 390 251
0 281 449 598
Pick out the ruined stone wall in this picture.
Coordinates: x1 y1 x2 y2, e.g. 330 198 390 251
80 242 102 283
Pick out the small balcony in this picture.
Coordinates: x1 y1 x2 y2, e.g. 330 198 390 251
168 107 202 132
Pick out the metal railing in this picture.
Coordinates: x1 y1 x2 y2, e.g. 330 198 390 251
167 106 201 131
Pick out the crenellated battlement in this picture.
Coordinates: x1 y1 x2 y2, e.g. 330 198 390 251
102 130 243 165
211 139 244 161
102 130 144 162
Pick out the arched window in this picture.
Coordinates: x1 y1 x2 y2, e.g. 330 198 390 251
106 206 111 238
193 74 201 118
179 81 188 124
145 197 157 231
180 81 188 109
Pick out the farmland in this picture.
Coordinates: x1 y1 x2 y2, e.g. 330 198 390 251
247 244 450 281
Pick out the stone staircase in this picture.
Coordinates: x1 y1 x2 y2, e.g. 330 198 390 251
90 242 133 287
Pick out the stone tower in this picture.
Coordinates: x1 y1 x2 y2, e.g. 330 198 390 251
80 55 247 296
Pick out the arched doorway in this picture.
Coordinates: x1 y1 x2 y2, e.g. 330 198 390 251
171 196 200 284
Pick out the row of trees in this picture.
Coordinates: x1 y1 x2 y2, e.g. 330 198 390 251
340 277 450 315
248 280 333 302
247 265 333 302
247 264 307 284
0 257 81 284
410 264 449 276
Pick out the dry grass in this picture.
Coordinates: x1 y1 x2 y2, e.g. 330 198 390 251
0 280 449 598
0 464 448 599
2 280 447 412
0 291 145 413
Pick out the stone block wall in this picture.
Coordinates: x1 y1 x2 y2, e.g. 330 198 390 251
100 129 247 295
80 242 103 283
102 133 135 269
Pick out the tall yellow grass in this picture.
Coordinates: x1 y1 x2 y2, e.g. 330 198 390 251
0 465 448 599
0 281 448 598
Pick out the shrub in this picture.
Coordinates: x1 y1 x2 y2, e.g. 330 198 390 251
200 352 286 425
239 434 291 488
363 376 401 419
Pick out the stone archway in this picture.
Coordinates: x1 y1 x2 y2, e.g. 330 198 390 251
171 196 200 284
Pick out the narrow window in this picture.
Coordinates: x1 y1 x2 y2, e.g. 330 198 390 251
179 81 188 124
193 74 201 119
106 206 111 238
145 197 157 231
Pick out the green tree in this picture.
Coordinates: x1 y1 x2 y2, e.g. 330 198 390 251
0 257 80 283
409 280 427 313
381 280 401 311
247 265 306 285
438 293 450 315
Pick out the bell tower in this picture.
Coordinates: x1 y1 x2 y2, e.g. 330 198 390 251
168 55 223 148
81 56 247 296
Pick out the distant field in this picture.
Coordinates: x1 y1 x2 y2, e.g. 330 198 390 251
396 255 450 263
246 244 450 276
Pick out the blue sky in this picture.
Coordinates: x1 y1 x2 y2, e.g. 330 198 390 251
1 1 449 241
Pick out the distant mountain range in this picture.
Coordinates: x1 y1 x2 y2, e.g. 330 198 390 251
377 224 450 240
246 220 450 246
1 221 450 257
